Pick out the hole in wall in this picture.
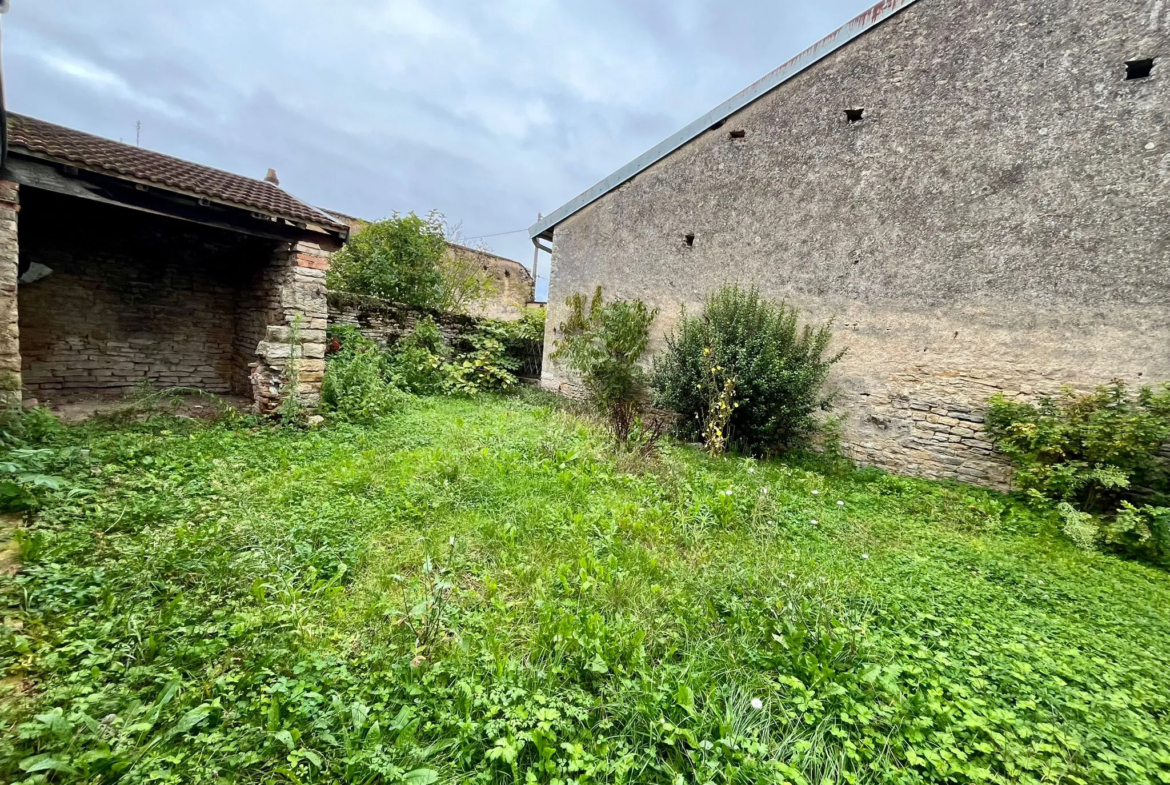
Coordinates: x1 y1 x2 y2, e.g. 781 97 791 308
709 119 726 131
684 233 695 247
845 108 865 123
728 129 746 140
1126 58 1154 80
504 270 510 277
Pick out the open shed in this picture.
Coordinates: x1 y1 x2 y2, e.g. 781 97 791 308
0 114 348 413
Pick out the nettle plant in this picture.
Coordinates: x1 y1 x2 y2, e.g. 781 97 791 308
986 381 1170 564
551 287 658 444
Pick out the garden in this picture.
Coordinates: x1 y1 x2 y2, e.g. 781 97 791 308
0 216 1168 784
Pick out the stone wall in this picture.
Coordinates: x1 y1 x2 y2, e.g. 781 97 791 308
16 188 337 413
327 291 481 350
18 190 271 400
447 243 535 321
0 181 19 408
248 239 336 413
541 0 1170 488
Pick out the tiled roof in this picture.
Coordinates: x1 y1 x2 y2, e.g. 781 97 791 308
8 113 346 231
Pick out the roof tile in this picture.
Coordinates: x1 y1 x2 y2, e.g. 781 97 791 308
7 113 346 231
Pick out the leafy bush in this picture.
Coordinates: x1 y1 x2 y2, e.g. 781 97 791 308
326 212 447 308
326 213 499 316
551 287 657 443
652 285 843 454
0 408 71 512
386 318 519 397
440 322 520 396
390 318 450 396
986 381 1170 563
321 330 408 422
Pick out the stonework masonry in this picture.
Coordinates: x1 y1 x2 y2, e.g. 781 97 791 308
327 291 484 350
0 181 19 408
248 239 336 413
17 189 336 413
540 0 1170 488
447 243 536 321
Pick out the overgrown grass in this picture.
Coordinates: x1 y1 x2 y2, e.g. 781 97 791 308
2 394 1168 784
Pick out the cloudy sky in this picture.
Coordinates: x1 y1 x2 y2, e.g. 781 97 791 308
5 0 877 299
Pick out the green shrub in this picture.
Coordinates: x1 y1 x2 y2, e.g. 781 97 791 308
387 318 519 397
390 318 449 395
326 212 447 308
440 321 520 396
321 331 407 422
652 285 843 454
0 407 71 512
551 287 657 443
986 381 1170 563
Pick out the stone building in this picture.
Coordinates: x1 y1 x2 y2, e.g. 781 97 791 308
324 210 535 321
531 0 1169 487
445 242 536 321
0 113 349 412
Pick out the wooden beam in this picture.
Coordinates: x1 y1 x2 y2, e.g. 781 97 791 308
2 156 339 244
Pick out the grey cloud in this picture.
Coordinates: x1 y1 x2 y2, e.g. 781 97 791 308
3 0 878 297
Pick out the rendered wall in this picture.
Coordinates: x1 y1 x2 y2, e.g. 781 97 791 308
543 0 1170 486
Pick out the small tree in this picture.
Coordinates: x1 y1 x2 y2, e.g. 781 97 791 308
327 212 447 308
652 285 843 454
552 287 658 443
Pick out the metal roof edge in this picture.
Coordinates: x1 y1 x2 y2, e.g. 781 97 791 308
529 0 921 242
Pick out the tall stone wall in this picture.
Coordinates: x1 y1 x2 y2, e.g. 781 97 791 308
18 191 271 401
542 0 1170 487
16 188 337 413
0 181 19 408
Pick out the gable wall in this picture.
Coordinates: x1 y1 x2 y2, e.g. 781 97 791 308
543 0 1170 485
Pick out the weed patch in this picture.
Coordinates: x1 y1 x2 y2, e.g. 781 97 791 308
1 397 1168 783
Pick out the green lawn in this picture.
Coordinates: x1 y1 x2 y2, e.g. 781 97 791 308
2 394 1168 784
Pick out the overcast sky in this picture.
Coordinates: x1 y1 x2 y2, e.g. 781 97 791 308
6 0 877 299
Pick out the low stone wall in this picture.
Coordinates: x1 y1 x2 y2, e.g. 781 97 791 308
327 291 482 350
327 291 543 378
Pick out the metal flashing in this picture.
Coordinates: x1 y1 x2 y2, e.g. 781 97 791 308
529 0 921 242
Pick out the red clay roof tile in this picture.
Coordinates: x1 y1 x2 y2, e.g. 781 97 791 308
7 113 346 231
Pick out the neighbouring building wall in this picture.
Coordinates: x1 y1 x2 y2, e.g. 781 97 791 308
543 0 1170 487
0 181 19 408
447 243 535 321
